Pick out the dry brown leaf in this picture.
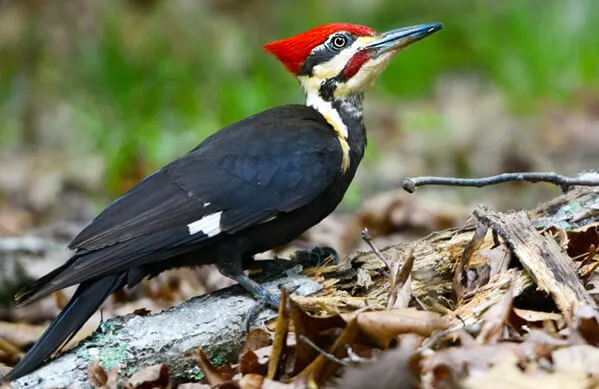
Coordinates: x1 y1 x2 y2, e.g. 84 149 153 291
298 316 359 385
512 308 562 322
190 348 226 385
476 280 515 344
356 309 447 349
287 299 345 376
267 289 291 380
567 225 599 260
462 352 588 389
574 305 599 345
238 373 264 389
524 329 570 347
423 343 553 383
553 345 599 375
240 329 271 376
126 363 170 389
241 329 271 355
335 341 420 389
88 360 108 388
240 349 268 376
288 299 318 376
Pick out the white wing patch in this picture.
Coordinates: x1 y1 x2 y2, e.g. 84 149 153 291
187 211 222 237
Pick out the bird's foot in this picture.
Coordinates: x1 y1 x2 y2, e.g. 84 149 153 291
234 274 281 331
297 245 340 268
242 246 339 275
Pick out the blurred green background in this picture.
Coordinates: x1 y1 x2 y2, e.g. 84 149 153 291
0 0 598 229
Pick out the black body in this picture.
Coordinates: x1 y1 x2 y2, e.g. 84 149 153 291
6 103 366 380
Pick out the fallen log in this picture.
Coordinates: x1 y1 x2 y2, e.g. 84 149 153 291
9 269 322 388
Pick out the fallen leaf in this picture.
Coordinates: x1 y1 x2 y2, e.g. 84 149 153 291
552 345 599 375
189 348 225 385
462 352 587 389
267 289 290 380
574 305 599 345
126 363 170 389
239 350 268 376
298 316 359 385
356 309 447 348
287 299 345 376
567 225 599 260
335 341 419 389
524 329 570 347
512 308 562 322
241 329 271 355
423 343 553 382
88 360 108 388
238 373 264 389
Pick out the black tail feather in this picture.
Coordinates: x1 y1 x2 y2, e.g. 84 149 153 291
14 261 72 306
5 273 125 381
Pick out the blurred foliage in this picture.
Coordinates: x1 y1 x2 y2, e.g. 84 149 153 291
0 0 597 194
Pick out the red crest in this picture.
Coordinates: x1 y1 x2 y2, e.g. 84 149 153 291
264 23 377 74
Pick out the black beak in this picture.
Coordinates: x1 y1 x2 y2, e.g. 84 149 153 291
364 23 443 57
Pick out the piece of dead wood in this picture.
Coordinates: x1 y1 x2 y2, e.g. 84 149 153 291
8 188 599 387
297 187 599 328
473 206 596 321
9 274 322 388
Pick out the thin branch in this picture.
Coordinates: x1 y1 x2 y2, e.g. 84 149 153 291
298 335 349 366
399 171 599 193
360 228 391 277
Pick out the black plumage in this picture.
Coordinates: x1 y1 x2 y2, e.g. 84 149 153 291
7 104 366 380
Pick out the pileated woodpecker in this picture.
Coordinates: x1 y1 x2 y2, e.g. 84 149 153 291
5 22 442 380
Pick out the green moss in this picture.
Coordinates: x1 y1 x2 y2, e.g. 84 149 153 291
75 320 130 371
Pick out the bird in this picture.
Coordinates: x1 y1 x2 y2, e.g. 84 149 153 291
5 21 442 381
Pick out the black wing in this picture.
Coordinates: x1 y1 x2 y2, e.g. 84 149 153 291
70 104 341 253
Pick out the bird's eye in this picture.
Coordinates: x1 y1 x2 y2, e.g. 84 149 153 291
331 35 348 49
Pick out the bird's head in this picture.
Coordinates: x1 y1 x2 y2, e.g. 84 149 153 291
264 22 442 101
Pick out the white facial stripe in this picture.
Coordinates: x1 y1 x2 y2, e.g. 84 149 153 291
187 211 222 237
310 35 377 81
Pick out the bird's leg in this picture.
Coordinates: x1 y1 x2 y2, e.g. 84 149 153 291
217 257 281 331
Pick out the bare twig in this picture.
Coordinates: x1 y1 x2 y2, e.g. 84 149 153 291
298 335 349 366
399 171 599 193
360 228 391 276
